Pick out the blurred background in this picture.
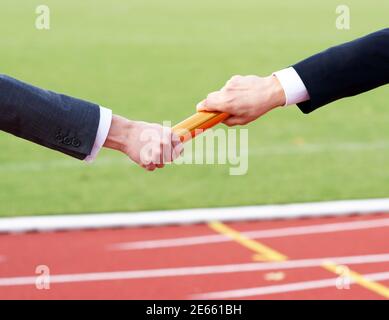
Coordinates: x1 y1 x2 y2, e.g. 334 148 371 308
0 0 388 217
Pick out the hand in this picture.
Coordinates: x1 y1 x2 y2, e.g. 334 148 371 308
197 75 286 126
103 115 183 171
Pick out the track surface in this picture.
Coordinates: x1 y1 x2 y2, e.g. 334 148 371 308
1 213 389 299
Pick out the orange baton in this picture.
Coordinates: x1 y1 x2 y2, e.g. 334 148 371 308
172 111 229 142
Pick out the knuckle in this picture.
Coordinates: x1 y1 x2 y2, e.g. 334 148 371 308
231 75 242 81
207 91 219 100
226 76 242 87
225 84 235 91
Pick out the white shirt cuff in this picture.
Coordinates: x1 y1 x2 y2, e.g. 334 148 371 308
84 106 112 163
273 67 310 106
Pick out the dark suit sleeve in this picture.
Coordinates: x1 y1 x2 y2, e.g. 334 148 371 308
0 74 100 160
293 28 389 114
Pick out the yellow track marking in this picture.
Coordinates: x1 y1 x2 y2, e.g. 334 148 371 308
208 221 287 262
323 261 389 299
208 221 389 299
252 253 281 261
264 272 285 281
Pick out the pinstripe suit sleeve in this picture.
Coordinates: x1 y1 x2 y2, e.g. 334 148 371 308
0 74 100 159
293 28 389 113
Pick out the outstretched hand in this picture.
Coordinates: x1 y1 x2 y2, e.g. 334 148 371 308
104 115 183 171
197 75 286 126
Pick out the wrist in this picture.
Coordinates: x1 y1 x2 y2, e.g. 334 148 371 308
266 75 287 108
103 114 133 153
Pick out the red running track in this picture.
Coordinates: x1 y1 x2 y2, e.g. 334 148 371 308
1 213 389 299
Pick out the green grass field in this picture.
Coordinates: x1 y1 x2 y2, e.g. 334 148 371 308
0 0 388 217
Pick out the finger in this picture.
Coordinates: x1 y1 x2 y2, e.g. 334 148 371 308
222 116 243 127
205 91 224 107
140 154 153 166
142 137 162 165
196 100 206 111
171 133 184 158
151 147 163 165
160 129 175 163
156 126 173 164
197 96 227 112
172 142 184 160
145 163 157 171
196 89 226 111
141 163 157 171
200 92 231 113
159 149 164 165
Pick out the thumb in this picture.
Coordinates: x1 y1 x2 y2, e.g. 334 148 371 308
196 100 207 112
196 92 225 112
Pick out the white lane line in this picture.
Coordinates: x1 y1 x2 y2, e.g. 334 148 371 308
2 198 389 232
111 217 389 250
0 253 389 287
193 271 389 299
194 278 337 299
